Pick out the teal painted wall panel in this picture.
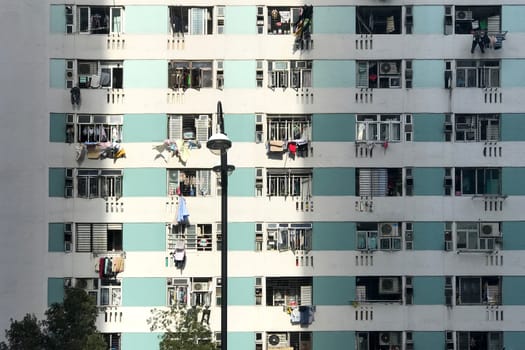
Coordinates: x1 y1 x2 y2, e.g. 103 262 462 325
124 60 166 89
123 223 165 251
123 114 167 142
229 332 255 350
413 167 444 196
313 331 355 349
50 59 65 88
224 114 255 142
228 277 254 305
122 278 166 306
47 278 64 306
413 332 445 350
413 276 445 305
503 276 525 305
413 6 444 34
50 5 66 33
225 6 257 34
125 6 168 34
413 222 444 250
121 333 160 350
412 60 444 88
49 168 65 197
49 223 65 252
502 60 525 87
314 276 354 305
229 222 255 251
502 6 525 32
502 167 525 195
313 60 355 88
504 332 525 350
123 168 166 197
312 222 355 250
502 222 525 250
224 61 256 89
315 6 355 34
228 168 254 197
50 113 66 142
501 114 525 141
313 168 355 196
413 114 445 142
312 113 355 141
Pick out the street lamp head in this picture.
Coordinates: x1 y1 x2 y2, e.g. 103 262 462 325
206 133 232 156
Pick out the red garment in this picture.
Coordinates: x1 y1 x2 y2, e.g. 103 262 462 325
288 143 297 155
99 258 105 278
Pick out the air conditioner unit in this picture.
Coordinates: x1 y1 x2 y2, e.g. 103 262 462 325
295 60 308 69
379 277 400 294
456 10 473 21
379 223 399 236
64 241 72 252
192 282 209 292
267 333 288 348
380 62 399 75
255 113 264 124
480 223 500 237
379 332 391 346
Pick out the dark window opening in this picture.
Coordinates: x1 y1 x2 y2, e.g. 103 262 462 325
356 6 402 34
265 277 312 306
356 277 403 303
455 6 501 34
169 6 213 35
357 168 403 197
454 168 501 196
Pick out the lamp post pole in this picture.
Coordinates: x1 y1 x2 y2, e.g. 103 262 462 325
218 102 228 350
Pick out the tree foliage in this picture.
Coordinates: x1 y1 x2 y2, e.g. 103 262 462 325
0 288 106 350
149 305 217 350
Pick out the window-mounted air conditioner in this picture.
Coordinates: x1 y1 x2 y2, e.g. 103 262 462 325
267 333 288 348
456 10 473 21
480 223 500 237
379 332 391 346
192 282 209 291
380 62 399 75
379 223 399 236
379 277 400 294
295 60 308 69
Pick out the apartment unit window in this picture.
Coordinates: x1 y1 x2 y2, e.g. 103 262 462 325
267 7 306 35
357 332 403 350
454 114 500 142
167 278 189 306
267 332 312 350
167 169 211 197
456 60 500 88
168 223 214 251
356 115 401 142
265 277 312 306
454 168 501 196
74 278 98 301
455 6 501 34
457 331 502 350
356 277 402 303
357 61 401 89
76 60 123 89
456 222 501 251
169 6 213 35
67 114 123 144
267 114 311 156
71 5 123 34
356 168 403 197
191 278 212 307
103 333 121 350
266 168 312 197
168 61 213 90
168 114 211 142
356 6 402 34
268 60 312 89
356 223 402 251
266 223 312 252
75 223 122 253
456 276 501 305
100 278 122 306
77 169 122 198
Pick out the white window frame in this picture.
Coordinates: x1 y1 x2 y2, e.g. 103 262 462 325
73 114 123 144
168 61 213 89
167 114 211 142
266 169 312 198
357 60 402 89
356 114 402 142
268 61 289 89
456 222 500 251
454 114 500 142
167 169 211 197
77 169 123 199
455 60 500 88
267 115 312 142
169 6 213 35
266 223 312 252
167 278 189 306
455 167 501 196
76 60 123 89
168 223 214 251
75 223 123 253
100 281 122 307
77 6 124 34
290 61 312 89
267 6 303 35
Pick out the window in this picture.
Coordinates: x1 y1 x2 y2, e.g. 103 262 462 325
168 114 211 142
457 331 502 350
169 6 213 35
356 168 403 197
75 223 122 253
454 168 501 196
167 278 189 306
357 61 401 89
265 223 312 252
191 278 212 307
103 333 121 350
356 277 403 303
76 60 123 89
356 115 402 142
356 332 403 350
100 278 122 306
77 169 123 198
266 168 312 197
456 276 501 305
67 114 123 144
356 6 402 34
168 61 213 90
455 60 500 88
266 114 311 156
167 169 211 197
356 223 402 251
454 6 501 34
75 6 123 34
267 7 306 35
265 277 312 306
456 222 501 251
268 60 312 89
454 114 500 142
168 223 214 251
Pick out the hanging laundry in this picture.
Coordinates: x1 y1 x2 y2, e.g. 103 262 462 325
177 197 190 225
288 142 297 156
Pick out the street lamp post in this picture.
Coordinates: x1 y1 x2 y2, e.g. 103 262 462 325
206 101 233 350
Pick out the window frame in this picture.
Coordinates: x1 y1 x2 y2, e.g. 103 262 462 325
169 6 213 35
266 168 312 198
167 168 212 197
454 114 500 142
455 60 500 88
76 6 124 35
266 223 312 252
70 114 123 144
168 61 213 90
357 60 402 89
75 223 123 253
356 114 402 142
76 169 123 199
454 167 501 196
